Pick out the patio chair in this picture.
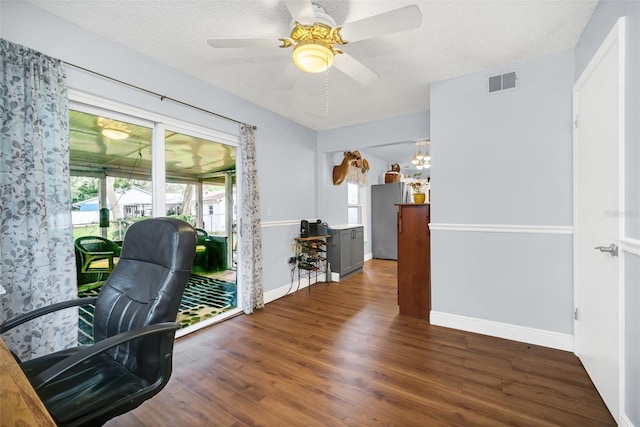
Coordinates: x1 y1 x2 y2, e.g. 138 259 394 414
194 228 210 269
0 217 196 426
75 235 122 273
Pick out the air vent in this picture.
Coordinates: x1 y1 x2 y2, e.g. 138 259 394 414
487 71 518 93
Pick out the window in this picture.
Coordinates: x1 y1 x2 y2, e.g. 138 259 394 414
347 182 362 224
68 100 238 271
69 108 153 241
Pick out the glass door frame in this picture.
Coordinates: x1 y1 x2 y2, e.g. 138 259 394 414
69 90 242 318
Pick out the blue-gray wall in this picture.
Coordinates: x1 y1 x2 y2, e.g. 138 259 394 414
0 0 317 294
317 112 430 255
575 1 640 424
430 50 575 335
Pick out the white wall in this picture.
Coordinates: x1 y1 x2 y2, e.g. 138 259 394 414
0 1 317 293
430 50 575 345
574 1 640 424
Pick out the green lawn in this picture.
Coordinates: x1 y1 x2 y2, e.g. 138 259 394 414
73 224 100 240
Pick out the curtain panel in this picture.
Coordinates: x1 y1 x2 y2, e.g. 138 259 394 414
239 124 264 313
0 39 77 360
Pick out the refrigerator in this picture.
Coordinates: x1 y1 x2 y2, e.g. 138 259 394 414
371 182 407 260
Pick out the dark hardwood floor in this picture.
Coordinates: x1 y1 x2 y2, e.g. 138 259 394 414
107 259 614 426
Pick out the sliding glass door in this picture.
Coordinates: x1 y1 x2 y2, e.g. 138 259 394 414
68 101 239 338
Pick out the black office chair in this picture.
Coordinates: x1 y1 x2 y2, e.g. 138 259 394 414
0 217 196 426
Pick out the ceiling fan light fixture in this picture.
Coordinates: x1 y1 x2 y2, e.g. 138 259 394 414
293 39 334 73
101 128 129 140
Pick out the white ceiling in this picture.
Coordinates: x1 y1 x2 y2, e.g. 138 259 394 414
28 0 597 168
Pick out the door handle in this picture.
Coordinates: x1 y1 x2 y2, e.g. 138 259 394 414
594 243 618 257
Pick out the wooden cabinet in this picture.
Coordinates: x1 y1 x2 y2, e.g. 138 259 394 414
396 204 430 320
327 225 364 279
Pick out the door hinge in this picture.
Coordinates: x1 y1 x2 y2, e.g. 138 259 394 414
574 308 578 320
574 116 579 129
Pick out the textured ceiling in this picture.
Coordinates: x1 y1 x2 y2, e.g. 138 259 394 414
28 0 597 168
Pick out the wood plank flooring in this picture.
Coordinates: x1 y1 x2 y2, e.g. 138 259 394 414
106 259 614 426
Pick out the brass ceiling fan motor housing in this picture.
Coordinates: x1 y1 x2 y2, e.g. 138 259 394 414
280 22 347 73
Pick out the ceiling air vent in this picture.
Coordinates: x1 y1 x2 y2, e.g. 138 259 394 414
487 71 518 94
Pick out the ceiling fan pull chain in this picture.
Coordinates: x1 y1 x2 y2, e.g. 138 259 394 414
325 56 330 117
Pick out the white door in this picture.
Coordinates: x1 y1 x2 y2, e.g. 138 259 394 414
573 18 625 421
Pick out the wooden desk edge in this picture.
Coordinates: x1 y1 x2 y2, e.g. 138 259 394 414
1 338 56 426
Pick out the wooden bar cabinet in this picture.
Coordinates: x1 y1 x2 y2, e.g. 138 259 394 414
396 204 431 320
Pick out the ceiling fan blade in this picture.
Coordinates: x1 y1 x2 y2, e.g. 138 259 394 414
284 0 316 24
276 63 301 90
340 5 422 43
333 53 378 86
207 38 282 48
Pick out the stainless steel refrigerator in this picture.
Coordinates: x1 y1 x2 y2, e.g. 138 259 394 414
371 182 407 260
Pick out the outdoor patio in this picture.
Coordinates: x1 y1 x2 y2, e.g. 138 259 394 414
77 273 237 345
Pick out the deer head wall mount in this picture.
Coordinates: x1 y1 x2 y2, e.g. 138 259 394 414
333 151 369 186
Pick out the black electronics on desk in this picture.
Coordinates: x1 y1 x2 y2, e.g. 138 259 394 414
300 219 328 238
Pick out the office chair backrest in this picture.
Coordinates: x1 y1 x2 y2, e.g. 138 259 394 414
92 217 196 382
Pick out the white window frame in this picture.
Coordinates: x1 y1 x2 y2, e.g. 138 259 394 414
347 183 369 241
69 89 239 217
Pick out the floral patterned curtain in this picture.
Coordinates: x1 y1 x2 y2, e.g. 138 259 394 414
0 39 77 360
239 124 264 313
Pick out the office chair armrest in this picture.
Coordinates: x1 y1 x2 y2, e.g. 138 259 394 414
31 322 180 390
0 297 99 334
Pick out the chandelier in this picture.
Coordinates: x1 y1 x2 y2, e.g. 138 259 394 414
411 140 430 170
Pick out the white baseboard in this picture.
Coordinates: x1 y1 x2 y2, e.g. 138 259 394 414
430 311 573 351
620 414 634 427
263 273 327 304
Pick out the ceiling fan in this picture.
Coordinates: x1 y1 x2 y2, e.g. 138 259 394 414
206 1 422 89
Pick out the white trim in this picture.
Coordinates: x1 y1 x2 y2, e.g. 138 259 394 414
617 19 628 426
430 311 573 352
151 123 166 217
70 101 156 129
428 223 573 235
620 237 640 256
260 220 300 228
69 89 240 146
619 414 634 427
